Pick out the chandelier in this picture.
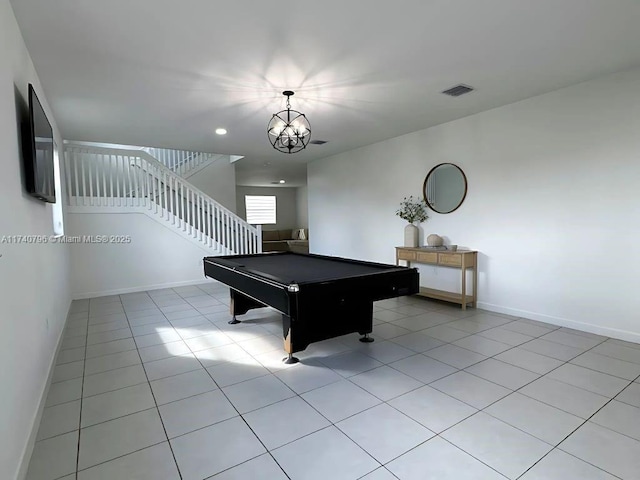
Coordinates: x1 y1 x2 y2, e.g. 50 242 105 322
267 90 311 154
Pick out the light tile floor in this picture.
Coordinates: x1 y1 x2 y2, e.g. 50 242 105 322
26 282 640 479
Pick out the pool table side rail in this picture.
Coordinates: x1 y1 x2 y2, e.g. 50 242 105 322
204 252 418 286
203 255 419 316
210 251 416 270
203 258 293 315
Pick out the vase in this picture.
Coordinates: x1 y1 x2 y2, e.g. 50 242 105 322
404 224 419 247
427 234 443 247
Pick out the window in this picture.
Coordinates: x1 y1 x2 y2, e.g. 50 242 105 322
52 141 64 236
245 195 276 224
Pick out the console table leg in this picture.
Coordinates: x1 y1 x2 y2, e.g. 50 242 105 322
473 266 478 308
461 266 467 310
228 316 241 324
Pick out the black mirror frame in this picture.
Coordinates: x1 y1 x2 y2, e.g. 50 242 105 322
422 163 468 214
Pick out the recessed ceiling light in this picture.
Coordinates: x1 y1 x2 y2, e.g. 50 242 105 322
279 180 285 184
215 128 227 135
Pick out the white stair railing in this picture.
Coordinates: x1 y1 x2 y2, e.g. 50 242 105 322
142 147 221 177
64 144 262 255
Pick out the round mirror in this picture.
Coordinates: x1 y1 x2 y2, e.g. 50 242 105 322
422 163 467 214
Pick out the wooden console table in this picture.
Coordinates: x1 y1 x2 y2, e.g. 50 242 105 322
395 247 477 309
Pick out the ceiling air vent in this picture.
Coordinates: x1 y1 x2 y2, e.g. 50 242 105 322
442 84 474 97
310 140 328 145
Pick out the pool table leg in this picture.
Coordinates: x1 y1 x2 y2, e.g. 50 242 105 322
282 321 300 364
228 290 263 324
283 353 299 364
359 333 374 343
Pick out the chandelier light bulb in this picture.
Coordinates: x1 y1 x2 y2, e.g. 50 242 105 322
269 120 285 137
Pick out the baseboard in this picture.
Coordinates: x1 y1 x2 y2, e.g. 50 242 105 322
14 300 72 480
72 277 218 300
477 301 640 344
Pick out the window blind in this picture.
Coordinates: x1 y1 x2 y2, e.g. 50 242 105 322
245 195 276 224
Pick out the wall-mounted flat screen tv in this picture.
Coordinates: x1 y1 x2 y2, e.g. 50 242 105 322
23 84 56 203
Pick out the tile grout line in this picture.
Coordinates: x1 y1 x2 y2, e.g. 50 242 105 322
173 284 296 479
126 291 185 480
400 314 632 386
514 394 630 479
420 332 610 431
481 335 631 479
202 296 472 475
70 294 442 478
78 305 637 416
162 299 631 452
55 290 225 476
41 289 640 480
313 308 515 479
418 435 511 479
74 302 91 479
369 317 631 479
173 301 294 479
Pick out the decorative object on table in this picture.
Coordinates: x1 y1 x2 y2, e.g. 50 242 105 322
396 196 429 248
423 163 468 213
267 90 311 154
427 234 443 247
449 244 458 251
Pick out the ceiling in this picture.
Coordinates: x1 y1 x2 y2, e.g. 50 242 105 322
10 0 640 187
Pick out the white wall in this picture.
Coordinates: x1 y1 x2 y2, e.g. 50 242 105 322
68 212 215 297
236 186 299 230
309 67 640 342
0 1 72 478
186 155 237 213
295 186 308 229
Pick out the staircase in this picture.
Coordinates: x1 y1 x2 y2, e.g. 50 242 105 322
141 147 225 178
63 144 262 255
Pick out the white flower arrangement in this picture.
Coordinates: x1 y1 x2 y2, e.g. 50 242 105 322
396 196 429 224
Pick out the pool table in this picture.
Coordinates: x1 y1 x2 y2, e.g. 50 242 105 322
203 252 419 363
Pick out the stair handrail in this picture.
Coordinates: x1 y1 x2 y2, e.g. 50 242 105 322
65 143 250 228
64 143 262 254
142 147 221 176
